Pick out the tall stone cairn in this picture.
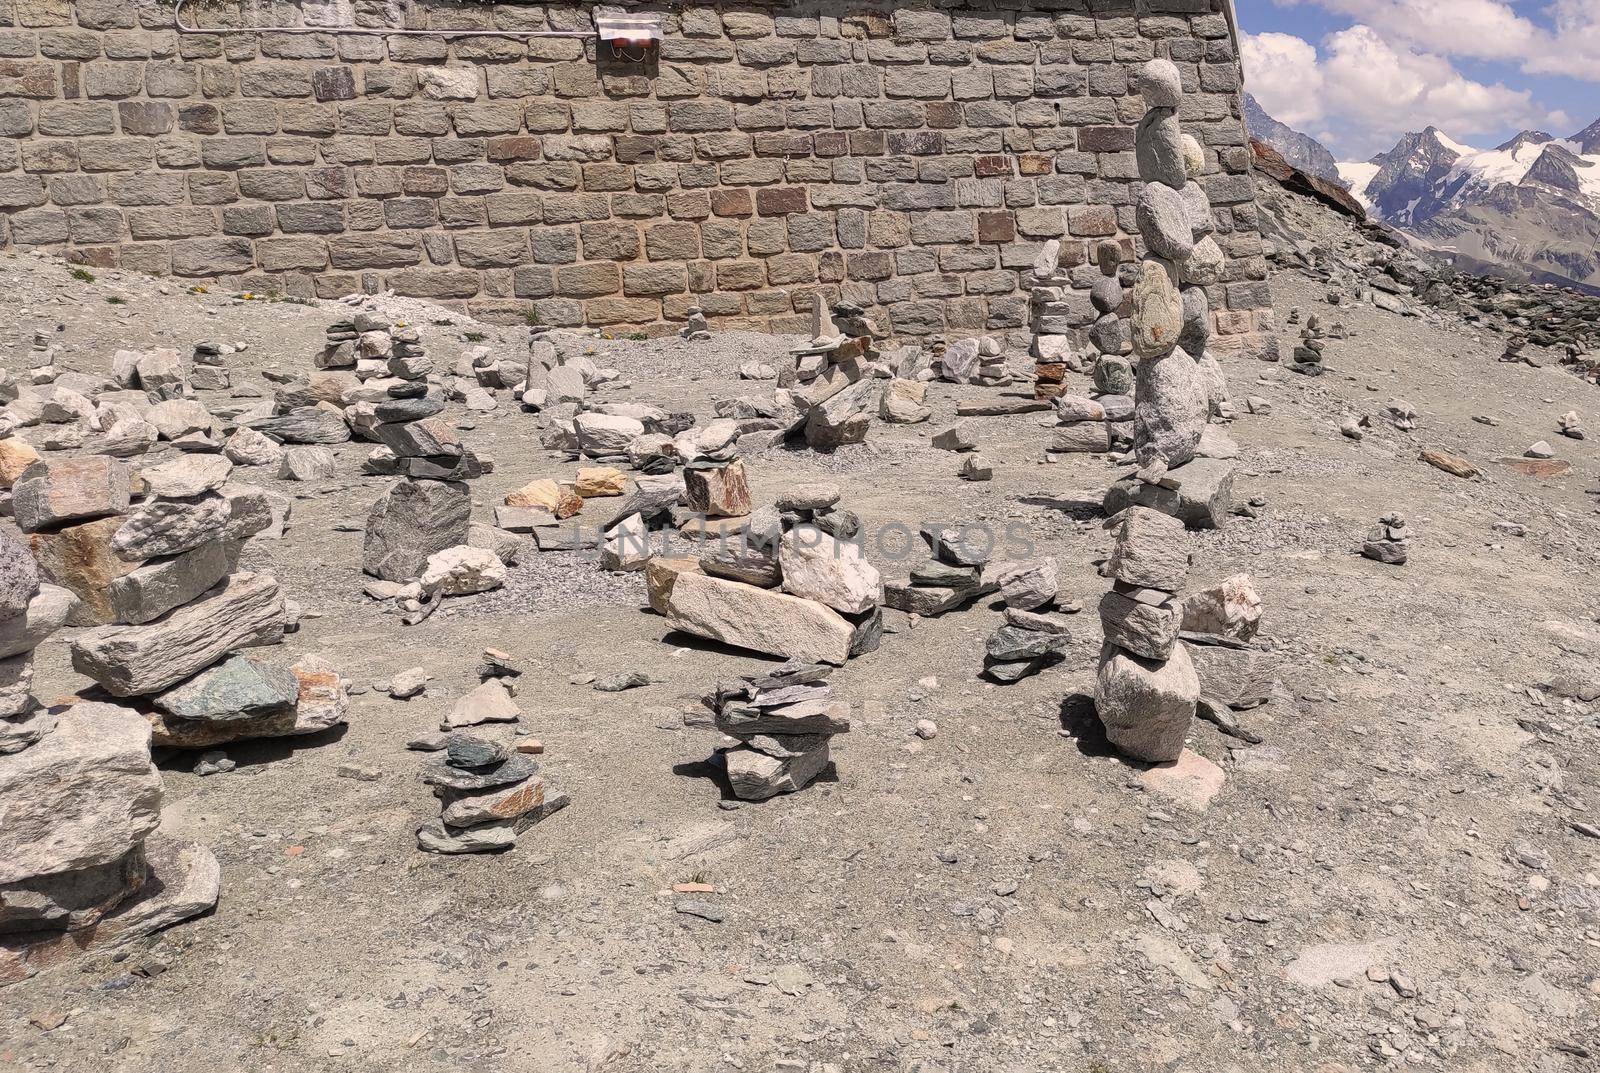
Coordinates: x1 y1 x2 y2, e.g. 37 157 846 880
358 315 478 583
1092 59 1222 764
3 519 220 982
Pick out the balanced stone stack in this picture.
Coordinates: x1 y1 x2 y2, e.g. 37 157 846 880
1050 392 1133 457
936 336 1010 387
1361 512 1411 565
1288 314 1327 376
657 482 882 667
0 701 221 985
781 299 888 453
706 661 851 801
1094 505 1201 763
190 341 232 391
26 331 56 386
1028 239 1082 401
17 453 352 750
883 524 1000 618
417 734 564 855
982 558 1073 683
362 332 480 582
1101 58 1236 531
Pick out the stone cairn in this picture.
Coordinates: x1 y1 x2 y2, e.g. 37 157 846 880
883 524 999 618
706 661 851 801
650 481 883 668
1100 58 1236 532
2 511 220 983
417 733 565 855
1095 505 1199 762
1092 59 1228 764
1361 512 1411 565
1288 313 1327 377
1034 239 1141 458
982 558 1072 683
12 453 351 752
359 314 490 606
781 297 886 452
1030 237 1132 407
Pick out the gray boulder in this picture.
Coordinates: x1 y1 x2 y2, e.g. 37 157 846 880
362 478 472 581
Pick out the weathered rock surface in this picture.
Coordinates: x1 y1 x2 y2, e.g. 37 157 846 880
1095 640 1200 763
667 572 855 665
363 478 472 581
0 703 160 885
778 525 881 615
71 572 286 696
11 456 131 533
0 584 74 660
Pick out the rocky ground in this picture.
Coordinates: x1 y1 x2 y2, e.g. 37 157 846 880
1 180 1599 1072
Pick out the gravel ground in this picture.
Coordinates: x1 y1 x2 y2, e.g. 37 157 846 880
1 198 1599 1073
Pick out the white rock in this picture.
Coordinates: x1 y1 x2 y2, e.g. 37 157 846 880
420 545 507 596
779 525 882 614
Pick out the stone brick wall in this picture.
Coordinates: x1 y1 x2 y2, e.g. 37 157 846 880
0 0 1270 348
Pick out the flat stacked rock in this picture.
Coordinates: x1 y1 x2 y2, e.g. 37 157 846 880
1101 59 1236 530
935 335 1010 387
1050 391 1133 457
361 322 481 583
1288 313 1327 376
417 734 566 855
190 340 232 391
19 453 352 750
657 482 882 666
883 523 1000 618
0 701 221 985
1361 511 1411 565
706 661 850 801
1094 505 1201 763
780 298 888 452
983 558 1072 682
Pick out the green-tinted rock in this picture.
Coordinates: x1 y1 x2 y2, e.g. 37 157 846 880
154 654 298 723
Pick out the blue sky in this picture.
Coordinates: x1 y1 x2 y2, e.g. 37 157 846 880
1235 0 1600 160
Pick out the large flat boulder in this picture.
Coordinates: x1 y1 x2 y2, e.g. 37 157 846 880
0 702 160 886
70 572 285 697
666 572 855 666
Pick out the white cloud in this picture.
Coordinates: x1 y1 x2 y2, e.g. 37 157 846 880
1278 0 1600 82
1242 24 1569 158
1240 31 1326 128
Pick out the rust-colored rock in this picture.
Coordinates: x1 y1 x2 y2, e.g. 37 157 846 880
1419 449 1479 479
29 516 136 626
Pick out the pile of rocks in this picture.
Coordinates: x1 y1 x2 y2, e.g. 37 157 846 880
1 536 218 983
883 524 1000 617
1288 314 1328 376
1101 59 1236 531
190 341 233 392
361 324 489 591
417 733 565 855
1094 506 1201 762
706 661 850 800
935 335 1011 387
982 558 1073 682
1050 391 1133 457
781 300 888 452
653 482 882 667
4 452 349 751
1361 512 1411 565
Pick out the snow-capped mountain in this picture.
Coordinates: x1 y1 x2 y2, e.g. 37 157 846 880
1339 122 1600 290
